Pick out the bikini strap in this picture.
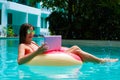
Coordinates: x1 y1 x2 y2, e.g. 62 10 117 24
31 41 39 47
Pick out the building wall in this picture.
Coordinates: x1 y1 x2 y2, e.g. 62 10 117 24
0 0 51 37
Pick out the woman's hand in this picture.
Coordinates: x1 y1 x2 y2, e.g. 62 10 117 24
35 43 48 54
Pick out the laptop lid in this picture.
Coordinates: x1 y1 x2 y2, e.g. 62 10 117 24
44 35 61 51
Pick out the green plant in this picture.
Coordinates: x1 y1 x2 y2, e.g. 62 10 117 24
7 25 14 37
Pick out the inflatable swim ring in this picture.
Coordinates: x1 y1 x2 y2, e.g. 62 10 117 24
26 47 83 66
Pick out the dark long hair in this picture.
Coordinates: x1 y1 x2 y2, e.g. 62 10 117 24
19 23 34 44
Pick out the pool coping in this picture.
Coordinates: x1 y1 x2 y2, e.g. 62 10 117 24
62 40 120 47
0 37 120 47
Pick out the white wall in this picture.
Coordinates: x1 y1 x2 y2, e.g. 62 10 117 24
0 1 51 37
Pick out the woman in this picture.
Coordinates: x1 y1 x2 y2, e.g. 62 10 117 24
18 23 118 65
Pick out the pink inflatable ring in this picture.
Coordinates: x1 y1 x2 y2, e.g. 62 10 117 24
26 47 83 66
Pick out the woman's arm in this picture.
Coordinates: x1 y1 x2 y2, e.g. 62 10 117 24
17 44 47 65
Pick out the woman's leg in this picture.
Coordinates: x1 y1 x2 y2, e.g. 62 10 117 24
65 45 118 63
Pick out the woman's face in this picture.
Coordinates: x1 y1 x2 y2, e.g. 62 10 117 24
25 27 35 43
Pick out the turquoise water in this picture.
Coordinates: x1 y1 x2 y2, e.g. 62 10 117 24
0 38 120 80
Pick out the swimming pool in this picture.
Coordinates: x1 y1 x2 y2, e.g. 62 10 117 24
0 38 120 80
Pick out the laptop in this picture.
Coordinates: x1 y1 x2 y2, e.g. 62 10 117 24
44 35 62 51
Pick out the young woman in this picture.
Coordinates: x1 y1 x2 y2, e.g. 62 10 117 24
17 23 118 65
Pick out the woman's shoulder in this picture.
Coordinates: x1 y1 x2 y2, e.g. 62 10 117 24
19 43 26 46
19 41 38 47
18 43 25 49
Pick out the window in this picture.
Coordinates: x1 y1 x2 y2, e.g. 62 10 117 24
7 13 12 24
41 17 44 28
0 10 1 24
45 20 47 28
41 17 48 29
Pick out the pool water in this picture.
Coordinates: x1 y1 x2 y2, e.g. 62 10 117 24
0 38 120 80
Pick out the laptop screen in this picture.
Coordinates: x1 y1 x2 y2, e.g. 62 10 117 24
44 35 61 51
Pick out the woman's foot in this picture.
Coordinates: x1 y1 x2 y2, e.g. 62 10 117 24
101 58 119 63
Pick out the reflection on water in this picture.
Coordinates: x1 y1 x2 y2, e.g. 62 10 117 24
0 39 19 80
0 39 7 78
18 65 82 80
